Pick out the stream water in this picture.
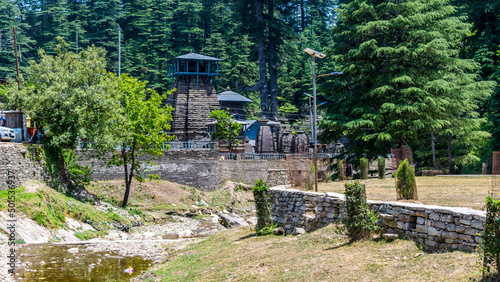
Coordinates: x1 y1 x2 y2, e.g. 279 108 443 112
14 244 152 281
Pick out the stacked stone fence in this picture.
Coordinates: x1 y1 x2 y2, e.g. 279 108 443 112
0 143 48 190
270 187 485 251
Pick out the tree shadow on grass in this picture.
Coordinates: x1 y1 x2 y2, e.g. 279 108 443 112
237 232 258 241
323 241 352 251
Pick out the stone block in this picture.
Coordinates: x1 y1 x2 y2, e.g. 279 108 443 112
434 221 445 230
441 214 453 223
380 214 395 221
428 227 441 236
459 218 471 226
442 231 458 239
446 224 456 232
397 221 404 229
475 236 483 244
471 220 483 229
416 224 427 233
398 214 416 223
425 239 438 247
456 225 466 233
417 217 425 225
429 213 440 221
458 234 472 241
415 211 428 218
464 228 479 236
425 219 433 227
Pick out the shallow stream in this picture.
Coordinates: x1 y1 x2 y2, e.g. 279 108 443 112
14 244 152 281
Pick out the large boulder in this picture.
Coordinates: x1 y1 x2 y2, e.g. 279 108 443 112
219 213 249 228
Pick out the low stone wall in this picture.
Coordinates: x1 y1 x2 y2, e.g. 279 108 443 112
0 143 46 190
270 187 485 251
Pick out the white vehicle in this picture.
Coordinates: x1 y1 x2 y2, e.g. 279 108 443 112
0 126 15 141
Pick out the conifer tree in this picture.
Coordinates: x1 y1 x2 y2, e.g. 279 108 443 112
321 0 495 164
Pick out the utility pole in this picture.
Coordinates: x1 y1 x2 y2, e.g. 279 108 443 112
13 27 20 90
76 24 78 55
118 26 121 76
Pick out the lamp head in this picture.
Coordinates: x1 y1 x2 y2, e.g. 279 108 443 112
303 48 326 58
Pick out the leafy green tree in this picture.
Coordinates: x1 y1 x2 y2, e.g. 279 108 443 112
106 74 173 208
321 0 495 165
209 108 242 154
7 38 119 195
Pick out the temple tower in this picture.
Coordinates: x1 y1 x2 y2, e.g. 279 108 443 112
166 53 221 141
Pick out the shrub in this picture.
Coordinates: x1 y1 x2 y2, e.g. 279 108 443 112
481 195 500 277
359 158 368 179
378 158 385 179
342 181 379 242
337 160 345 181
253 179 274 235
396 159 418 200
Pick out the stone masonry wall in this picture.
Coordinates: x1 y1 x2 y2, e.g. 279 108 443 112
270 187 485 251
0 143 46 190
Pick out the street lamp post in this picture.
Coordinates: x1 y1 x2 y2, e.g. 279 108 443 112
303 48 343 192
303 48 325 192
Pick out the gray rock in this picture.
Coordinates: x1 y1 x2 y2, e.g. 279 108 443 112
273 227 284 235
382 233 398 241
219 213 249 228
292 227 306 235
67 247 79 254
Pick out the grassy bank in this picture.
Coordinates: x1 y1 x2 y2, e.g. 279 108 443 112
320 176 492 210
0 184 132 236
145 225 481 281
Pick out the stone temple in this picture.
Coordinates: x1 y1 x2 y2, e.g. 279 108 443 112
166 52 221 141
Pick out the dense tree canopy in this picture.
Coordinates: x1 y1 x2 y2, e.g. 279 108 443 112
1 0 500 173
320 0 495 166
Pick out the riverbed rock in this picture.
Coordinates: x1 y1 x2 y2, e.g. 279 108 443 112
219 213 249 228
67 247 79 254
55 229 80 242
246 217 258 226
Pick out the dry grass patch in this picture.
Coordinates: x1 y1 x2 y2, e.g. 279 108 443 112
320 176 492 210
145 225 481 281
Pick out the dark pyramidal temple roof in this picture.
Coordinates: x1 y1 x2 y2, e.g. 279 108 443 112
217 87 253 103
175 52 222 61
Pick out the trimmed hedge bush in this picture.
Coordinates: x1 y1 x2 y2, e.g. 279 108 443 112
396 158 418 200
342 180 379 242
253 179 274 235
378 158 385 179
359 158 368 180
337 160 345 181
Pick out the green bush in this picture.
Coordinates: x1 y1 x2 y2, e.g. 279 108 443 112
481 195 500 277
396 159 418 200
359 158 368 180
253 179 274 235
342 181 379 242
378 158 385 179
337 160 345 181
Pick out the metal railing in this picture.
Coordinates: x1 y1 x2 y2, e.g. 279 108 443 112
218 152 335 161
163 141 216 150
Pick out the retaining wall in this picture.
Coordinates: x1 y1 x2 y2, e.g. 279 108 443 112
270 187 485 251
0 143 46 190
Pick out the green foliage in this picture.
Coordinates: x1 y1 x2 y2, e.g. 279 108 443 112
253 179 273 235
0 187 130 232
321 0 496 165
6 39 119 193
337 160 345 181
106 74 173 207
342 181 379 242
378 158 386 179
63 149 93 187
481 194 500 276
209 108 242 154
396 159 418 200
359 158 368 180
74 231 98 240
